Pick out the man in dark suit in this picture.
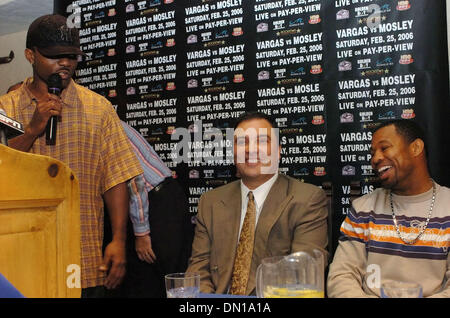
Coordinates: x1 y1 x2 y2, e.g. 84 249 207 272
186 112 328 295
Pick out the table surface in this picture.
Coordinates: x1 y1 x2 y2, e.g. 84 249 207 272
199 293 256 298
0 273 24 298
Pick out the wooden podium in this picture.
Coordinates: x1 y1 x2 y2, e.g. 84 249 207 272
0 144 81 298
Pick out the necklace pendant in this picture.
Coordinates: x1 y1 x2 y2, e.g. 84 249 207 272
389 182 436 245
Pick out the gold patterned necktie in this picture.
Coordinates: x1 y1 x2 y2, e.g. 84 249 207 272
230 191 256 295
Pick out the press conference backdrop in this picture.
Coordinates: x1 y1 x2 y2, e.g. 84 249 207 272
55 0 450 256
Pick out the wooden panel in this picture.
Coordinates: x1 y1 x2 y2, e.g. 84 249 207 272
0 209 57 297
0 144 80 298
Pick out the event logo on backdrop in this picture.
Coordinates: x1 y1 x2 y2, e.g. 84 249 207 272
59 0 449 255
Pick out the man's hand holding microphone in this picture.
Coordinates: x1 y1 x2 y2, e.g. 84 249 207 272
26 73 63 145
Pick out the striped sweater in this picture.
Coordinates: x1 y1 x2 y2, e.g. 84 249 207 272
327 183 450 297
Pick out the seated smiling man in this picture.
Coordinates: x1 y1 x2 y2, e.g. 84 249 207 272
186 111 329 296
327 120 450 297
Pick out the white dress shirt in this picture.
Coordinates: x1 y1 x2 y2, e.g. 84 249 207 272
238 173 279 236
227 173 279 293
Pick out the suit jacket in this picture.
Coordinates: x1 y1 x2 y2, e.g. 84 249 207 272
187 174 328 295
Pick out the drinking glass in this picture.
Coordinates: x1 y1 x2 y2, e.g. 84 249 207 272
380 281 423 298
165 272 200 298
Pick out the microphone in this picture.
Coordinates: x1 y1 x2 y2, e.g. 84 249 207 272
0 108 24 146
46 73 63 145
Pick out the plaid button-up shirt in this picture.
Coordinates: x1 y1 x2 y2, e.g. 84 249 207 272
1 78 143 288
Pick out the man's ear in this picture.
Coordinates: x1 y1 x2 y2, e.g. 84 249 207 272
410 138 425 157
24 48 35 65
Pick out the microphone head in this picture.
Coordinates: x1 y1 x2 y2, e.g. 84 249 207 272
47 73 62 89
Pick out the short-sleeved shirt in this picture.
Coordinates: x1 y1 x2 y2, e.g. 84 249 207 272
0 78 143 288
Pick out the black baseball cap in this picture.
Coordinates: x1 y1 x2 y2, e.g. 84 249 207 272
26 14 85 57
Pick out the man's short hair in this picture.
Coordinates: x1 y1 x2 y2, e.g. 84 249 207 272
233 111 277 129
373 119 427 157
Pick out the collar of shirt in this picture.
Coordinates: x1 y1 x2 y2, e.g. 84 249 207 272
20 77 75 110
239 173 279 234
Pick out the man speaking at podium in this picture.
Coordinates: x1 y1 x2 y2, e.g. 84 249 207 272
0 14 143 297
